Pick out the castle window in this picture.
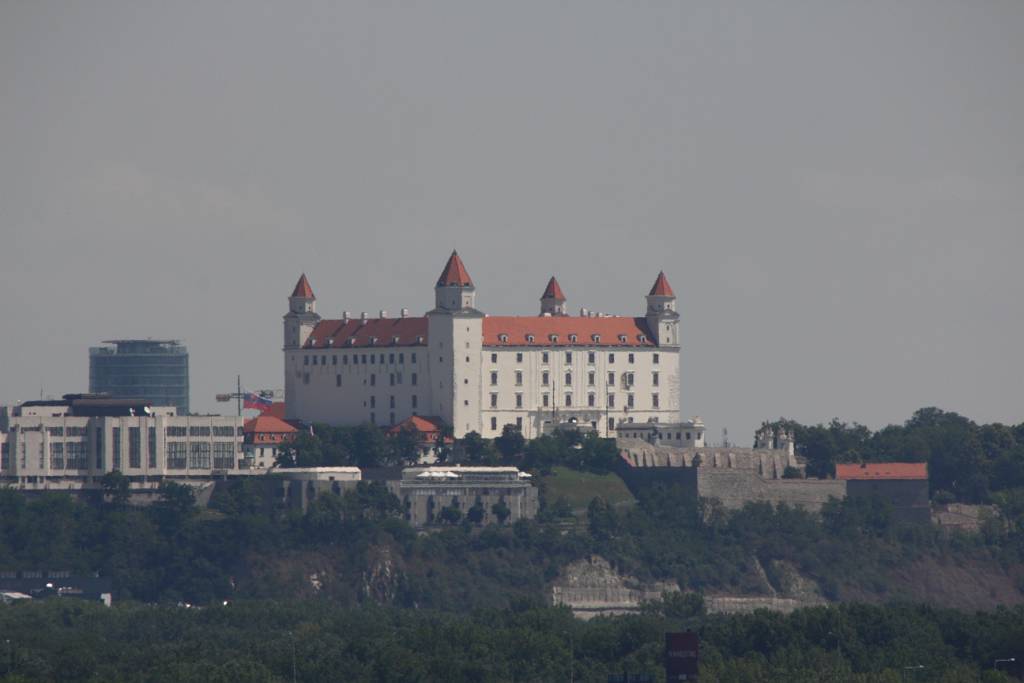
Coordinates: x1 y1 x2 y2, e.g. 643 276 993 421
608 372 615 385
370 397 376 408
569 334 577 344
390 396 396 408
336 375 341 387
638 335 646 344
565 351 572 363
608 394 615 408
381 354 385 364
362 354 367 363
608 417 615 430
390 373 395 386
370 412 376 424
686 432 691 440
399 353 404 363
515 371 523 386
549 334 558 343
652 394 659 408
515 393 523 408
490 393 498 408
588 394 596 407
588 352 595 364
412 373 418 385
625 372 634 386
490 371 498 386
628 353 635 363
526 335 535 343
608 353 615 363
542 394 550 407
332 355 337 365
491 353 498 363
304 356 309 366
389 353 395 363
653 353 659 364
303 373 309 385
370 374 376 386
491 417 497 430
564 394 572 407
542 372 549 386
516 352 523 363
542 351 549 363
588 372 595 386
312 355 317 365
564 372 572 386
619 335 627 344
412 395 418 408
627 394 635 408
652 372 659 386
516 417 523 428
390 413 396 425
411 352 417 363
592 334 601 343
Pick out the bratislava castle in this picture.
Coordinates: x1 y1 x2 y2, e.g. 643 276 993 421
284 252 681 439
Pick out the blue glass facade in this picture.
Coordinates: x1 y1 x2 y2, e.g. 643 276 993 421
89 340 190 414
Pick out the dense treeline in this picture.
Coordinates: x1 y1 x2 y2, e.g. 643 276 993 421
0 599 1021 682
771 408 1024 504
1 471 1019 608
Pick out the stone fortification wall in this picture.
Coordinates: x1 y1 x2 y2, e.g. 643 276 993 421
696 468 846 512
618 439 797 479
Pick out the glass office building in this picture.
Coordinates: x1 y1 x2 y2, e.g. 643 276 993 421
89 340 190 414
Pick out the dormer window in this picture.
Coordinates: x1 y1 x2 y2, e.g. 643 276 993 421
369 337 378 345
638 335 646 343
526 334 535 343
416 336 424 344
592 334 601 343
569 334 578 344
392 336 401 345
549 334 558 343
327 339 334 346
309 338 316 346
618 335 627 344
499 334 509 343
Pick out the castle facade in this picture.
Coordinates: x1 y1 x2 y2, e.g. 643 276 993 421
284 252 682 439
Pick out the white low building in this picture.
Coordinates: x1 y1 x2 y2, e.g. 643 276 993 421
284 252 683 439
0 395 256 490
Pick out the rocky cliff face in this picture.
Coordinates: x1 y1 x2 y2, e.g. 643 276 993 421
551 555 678 619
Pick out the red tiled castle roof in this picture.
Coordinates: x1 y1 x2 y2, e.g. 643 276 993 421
304 317 429 348
836 462 928 481
436 250 473 287
482 316 655 347
541 276 566 301
291 274 315 299
648 271 674 297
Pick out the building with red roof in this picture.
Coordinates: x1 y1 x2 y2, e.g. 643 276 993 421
387 415 453 463
243 413 299 470
837 461 931 524
283 251 682 440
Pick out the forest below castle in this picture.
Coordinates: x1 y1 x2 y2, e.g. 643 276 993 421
1 407 1023 681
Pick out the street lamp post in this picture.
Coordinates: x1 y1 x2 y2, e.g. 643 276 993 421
994 657 1016 673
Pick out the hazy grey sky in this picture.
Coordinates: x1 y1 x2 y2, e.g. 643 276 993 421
2 1 1022 441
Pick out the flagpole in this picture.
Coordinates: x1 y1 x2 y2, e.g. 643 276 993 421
237 374 241 417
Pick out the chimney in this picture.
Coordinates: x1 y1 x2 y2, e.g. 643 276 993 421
580 307 588 317
379 310 387 319
401 308 409 318
342 311 350 321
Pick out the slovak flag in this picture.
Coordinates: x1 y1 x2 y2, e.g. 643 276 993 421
243 392 273 413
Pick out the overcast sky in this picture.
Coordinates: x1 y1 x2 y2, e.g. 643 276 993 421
1 1 1021 441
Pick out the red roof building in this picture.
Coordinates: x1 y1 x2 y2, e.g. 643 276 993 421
835 462 929 481
284 251 681 440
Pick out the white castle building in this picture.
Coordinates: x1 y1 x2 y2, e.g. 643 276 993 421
284 251 684 439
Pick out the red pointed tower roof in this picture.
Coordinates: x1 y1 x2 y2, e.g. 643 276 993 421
436 250 474 287
541 276 566 301
648 271 675 297
291 273 315 299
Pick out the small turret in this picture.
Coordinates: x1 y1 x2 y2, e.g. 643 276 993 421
434 250 476 311
644 271 679 347
540 276 567 316
283 273 320 349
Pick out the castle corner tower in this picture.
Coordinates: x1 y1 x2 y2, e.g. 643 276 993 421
428 251 484 437
539 276 567 316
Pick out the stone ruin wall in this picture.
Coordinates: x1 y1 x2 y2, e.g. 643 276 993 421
696 468 846 512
